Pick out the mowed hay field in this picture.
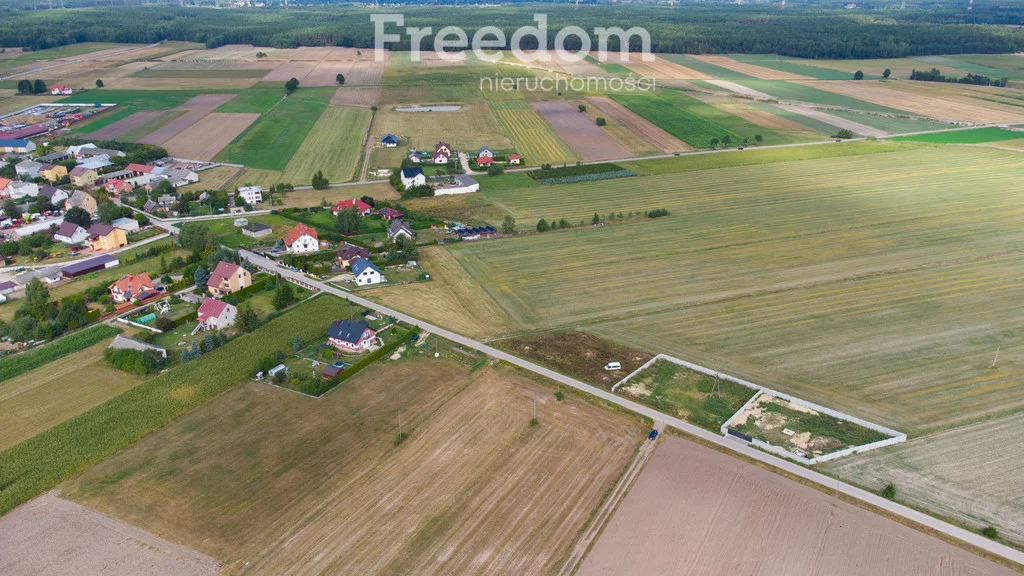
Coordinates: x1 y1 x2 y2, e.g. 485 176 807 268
363 247 518 338
530 100 631 161
372 101 509 153
826 412 1024 542
580 436 1019 576
162 113 259 161
61 357 642 575
0 339 146 451
452 146 1024 432
488 98 579 165
278 105 370 184
805 80 1024 124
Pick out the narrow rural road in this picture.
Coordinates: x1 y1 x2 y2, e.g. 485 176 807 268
239 249 1024 569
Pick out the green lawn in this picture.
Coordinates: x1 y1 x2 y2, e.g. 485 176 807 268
889 126 1024 144
215 88 334 171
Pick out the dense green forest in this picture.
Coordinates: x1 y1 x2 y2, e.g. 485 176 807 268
1 4 1022 59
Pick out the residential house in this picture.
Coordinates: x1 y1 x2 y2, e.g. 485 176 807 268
0 280 19 295
400 166 426 188
112 217 140 233
108 335 167 358
125 163 156 177
104 179 133 195
476 146 494 158
284 223 319 254
351 257 384 286
508 154 522 165
0 178 10 197
331 198 372 216
381 134 399 147
206 261 252 296
237 185 263 205
7 181 39 199
143 199 158 213
241 222 272 238
50 85 73 95
431 148 450 164
387 219 416 241
0 139 36 154
53 221 88 244
197 298 238 331
88 223 128 251
407 150 422 163
108 273 155 303
66 190 98 215
39 164 68 183
476 156 493 166
336 244 370 268
377 207 403 221
38 185 69 206
327 319 376 353
15 159 41 179
435 141 452 156
69 166 99 187
38 150 72 164
435 174 480 196
14 267 62 285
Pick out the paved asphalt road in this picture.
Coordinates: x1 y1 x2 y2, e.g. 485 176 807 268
239 249 1024 568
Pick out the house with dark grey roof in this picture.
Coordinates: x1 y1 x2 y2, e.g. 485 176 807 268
241 222 272 238
387 220 416 241
326 319 376 353
351 257 384 286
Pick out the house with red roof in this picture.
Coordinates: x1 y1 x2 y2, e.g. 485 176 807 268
284 223 319 254
476 156 493 166
197 297 237 331
50 85 73 95
206 261 251 297
104 179 133 195
507 154 522 165
108 273 155 303
331 198 372 217
125 163 155 176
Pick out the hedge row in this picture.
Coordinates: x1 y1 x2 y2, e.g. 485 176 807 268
533 169 636 185
527 162 628 181
0 295 348 516
0 324 121 383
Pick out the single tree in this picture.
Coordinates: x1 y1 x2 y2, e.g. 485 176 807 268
721 134 732 147
882 483 897 500
577 104 586 112
311 170 328 190
32 79 47 94
536 218 550 233
193 265 210 289
336 73 345 85
335 206 361 235
16 79 32 95
834 128 854 139
981 526 999 539
853 70 865 80
204 333 217 353
592 212 600 225
95 79 104 88
238 306 261 332
63 206 93 228
20 278 53 321
285 77 300 94
487 164 504 177
292 334 303 353
501 215 516 235
754 134 763 144
272 282 295 310
709 137 720 148
3 199 22 220
596 117 606 126
882 68 891 79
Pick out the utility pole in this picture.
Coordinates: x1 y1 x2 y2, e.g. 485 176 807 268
533 392 537 421
398 408 402 438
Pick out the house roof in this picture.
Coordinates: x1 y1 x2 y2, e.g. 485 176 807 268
381 134 398 143
143 200 157 211
351 257 380 277
284 222 318 245
477 146 494 154
39 163 58 171
198 297 230 319
436 141 451 151
388 220 415 237
454 174 478 187
207 261 242 288
241 222 271 233
508 154 521 160
126 163 154 174
336 244 370 261
476 156 493 164
61 254 117 275
431 149 449 160
108 273 153 294
112 217 138 229
322 364 342 377
0 177 10 190
16 159 40 168
88 223 115 237
0 139 31 148
106 179 129 191
327 319 370 344
55 221 84 238
38 185 64 199
333 198 371 213
401 166 423 179
69 166 89 177
68 190 93 207
377 207 403 218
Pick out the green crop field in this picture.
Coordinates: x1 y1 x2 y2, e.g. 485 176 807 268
215 87 334 171
739 79 904 114
917 55 1024 81
0 42 122 69
890 126 1024 144
730 54 870 80
214 86 288 114
278 105 371 184
487 98 578 165
824 109 947 134
451 146 1024 434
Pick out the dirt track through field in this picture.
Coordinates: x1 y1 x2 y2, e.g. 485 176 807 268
162 112 259 161
705 79 774 99
136 94 237 145
87 110 164 140
779 104 889 136
531 100 631 161
586 96 691 152
693 54 813 80
0 493 219 576
579 437 1020 576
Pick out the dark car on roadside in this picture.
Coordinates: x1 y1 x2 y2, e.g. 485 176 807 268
648 429 659 441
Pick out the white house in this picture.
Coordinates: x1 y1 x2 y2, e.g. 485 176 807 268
400 166 426 188
237 185 263 205
476 146 494 158
431 149 449 164
351 257 384 286
387 220 416 241
327 319 376 353
112 217 140 233
197 298 237 331
15 160 41 179
284 223 319 254
50 85 73 95
0 139 36 154
435 174 479 196
381 134 399 147
38 186 69 206
7 181 39 199
54 221 88 244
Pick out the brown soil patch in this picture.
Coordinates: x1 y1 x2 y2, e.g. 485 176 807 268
261 61 316 83
0 492 219 576
579 436 1020 576
303 60 354 87
586 95 691 152
162 112 259 161
625 56 710 80
495 330 653 388
87 110 164 140
531 100 631 161
692 54 813 80
346 60 386 86
331 85 381 107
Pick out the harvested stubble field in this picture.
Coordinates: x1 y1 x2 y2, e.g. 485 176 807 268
623 55 710 79
778 104 888 136
302 61 353 86
86 109 165 140
162 112 260 161
362 246 516 338
805 80 1024 124
453 146 1024 432
261 62 316 83
61 357 643 575
573 100 661 156
488 98 578 165
178 165 239 192
530 100 631 161
136 93 237 145
692 54 813 80
0 338 146 451
346 60 386 85
579 437 1018 576
330 85 380 107
276 105 371 184
826 411 1024 542
728 54 865 81
372 100 509 152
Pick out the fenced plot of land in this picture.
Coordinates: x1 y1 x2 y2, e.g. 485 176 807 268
331 85 380 107
530 100 631 161
0 493 220 576
161 112 260 161
0 338 146 451
61 357 642 574
825 412 1024 543
453 146 1024 433
579 437 1018 576
488 99 579 165
85 109 165 140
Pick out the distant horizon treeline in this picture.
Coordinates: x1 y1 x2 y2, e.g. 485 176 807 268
1 5 1023 59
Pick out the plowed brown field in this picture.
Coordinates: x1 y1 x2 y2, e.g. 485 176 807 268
162 113 259 161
